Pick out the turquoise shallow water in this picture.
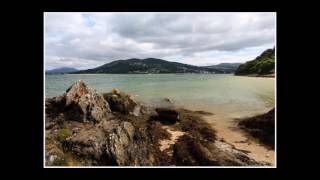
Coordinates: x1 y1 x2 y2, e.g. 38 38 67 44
45 74 275 118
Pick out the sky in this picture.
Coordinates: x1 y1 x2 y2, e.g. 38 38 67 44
45 12 276 70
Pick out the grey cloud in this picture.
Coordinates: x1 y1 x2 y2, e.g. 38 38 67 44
45 12 275 69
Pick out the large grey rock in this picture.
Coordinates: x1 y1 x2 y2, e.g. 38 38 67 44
63 126 106 161
105 121 154 166
64 80 89 106
63 80 111 123
105 121 135 165
63 120 154 166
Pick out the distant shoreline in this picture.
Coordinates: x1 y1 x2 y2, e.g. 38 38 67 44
48 73 235 75
61 73 275 78
235 74 275 78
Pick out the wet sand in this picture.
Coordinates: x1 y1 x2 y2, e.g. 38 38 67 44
203 114 275 165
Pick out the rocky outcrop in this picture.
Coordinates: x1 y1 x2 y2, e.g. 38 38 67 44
105 121 155 166
105 121 135 165
45 80 268 166
60 119 156 166
213 140 264 166
173 134 263 166
238 108 275 149
103 89 141 116
46 80 112 124
63 80 111 123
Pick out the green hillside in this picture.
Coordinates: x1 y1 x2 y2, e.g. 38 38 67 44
235 48 275 75
72 58 238 74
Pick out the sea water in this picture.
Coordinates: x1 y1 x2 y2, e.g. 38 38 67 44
45 74 275 118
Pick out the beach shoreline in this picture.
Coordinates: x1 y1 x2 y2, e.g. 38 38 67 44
45 80 274 166
235 73 275 78
203 111 275 165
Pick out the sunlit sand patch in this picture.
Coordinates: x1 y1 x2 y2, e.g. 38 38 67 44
159 126 185 155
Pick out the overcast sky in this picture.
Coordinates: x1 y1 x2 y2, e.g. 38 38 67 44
45 12 276 70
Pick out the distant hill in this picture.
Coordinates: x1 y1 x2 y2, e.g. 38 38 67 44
235 48 275 75
204 63 241 73
46 67 78 74
71 58 239 74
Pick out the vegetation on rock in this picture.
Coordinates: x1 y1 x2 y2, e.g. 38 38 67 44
57 129 72 142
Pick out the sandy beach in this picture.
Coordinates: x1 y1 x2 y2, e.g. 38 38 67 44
204 114 275 165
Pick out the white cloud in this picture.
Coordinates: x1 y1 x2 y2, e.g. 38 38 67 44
45 12 276 70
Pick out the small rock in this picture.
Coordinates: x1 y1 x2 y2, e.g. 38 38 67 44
45 121 56 130
266 154 270 158
132 105 141 116
54 96 64 103
164 97 172 103
111 88 121 95
155 108 180 124
103 91 139 115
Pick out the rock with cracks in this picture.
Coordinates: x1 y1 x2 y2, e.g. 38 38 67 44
62 80 112 123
